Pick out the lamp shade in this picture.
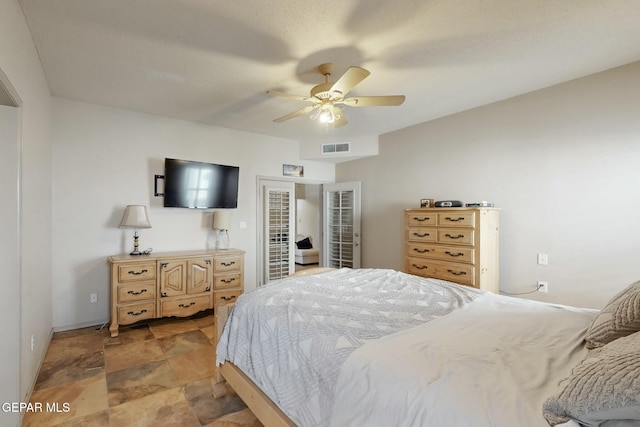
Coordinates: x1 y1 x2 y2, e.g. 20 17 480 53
213 210 232 230
119 205 152 229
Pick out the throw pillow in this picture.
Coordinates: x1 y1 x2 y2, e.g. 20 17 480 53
543 331 640 426
584 280 640 349
296 237 313 249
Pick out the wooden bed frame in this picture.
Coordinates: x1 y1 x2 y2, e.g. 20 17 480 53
212 268 335 426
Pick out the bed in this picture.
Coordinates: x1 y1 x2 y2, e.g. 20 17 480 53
215 268 640 427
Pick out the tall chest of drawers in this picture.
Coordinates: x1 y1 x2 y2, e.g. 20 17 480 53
404 208 499 292
108 249 244 337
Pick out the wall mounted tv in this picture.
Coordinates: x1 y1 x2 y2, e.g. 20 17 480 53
163 158 239 209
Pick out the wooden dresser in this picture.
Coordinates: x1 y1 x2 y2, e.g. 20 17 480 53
108 249 244 337
404 208 499 292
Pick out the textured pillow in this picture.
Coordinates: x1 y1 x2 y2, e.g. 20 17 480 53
296 237 313 249
585 280 640 349
543 331 640 426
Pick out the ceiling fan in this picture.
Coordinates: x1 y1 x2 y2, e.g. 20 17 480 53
267 63 405 128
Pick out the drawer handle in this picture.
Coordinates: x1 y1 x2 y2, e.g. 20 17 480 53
445 217 465 222
413 217 431 222
221 278 236 284
128 269 148 276
447 270 467 276
179 302 196 308
413 232 430 238
127 309 148 316
160 263 168 269
444 234 465 239
221 295 237 301
221 261 236 267
445 251 465 257
127 289 148 295
412 264 428 270
205 286 211 291
205 260 212 265
413 248 430 253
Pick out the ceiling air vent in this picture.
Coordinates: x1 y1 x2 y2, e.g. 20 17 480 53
322 142 350 154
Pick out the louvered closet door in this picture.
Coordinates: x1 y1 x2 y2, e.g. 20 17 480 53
323 182 361 269
264 185 295 282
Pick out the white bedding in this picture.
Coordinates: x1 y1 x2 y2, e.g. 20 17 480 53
216 268 599 427
330 292 598 427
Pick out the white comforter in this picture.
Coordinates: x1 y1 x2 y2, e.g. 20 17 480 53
331 292 597 427
217 268 598 427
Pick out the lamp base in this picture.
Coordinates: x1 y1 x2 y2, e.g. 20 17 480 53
129 250 143 256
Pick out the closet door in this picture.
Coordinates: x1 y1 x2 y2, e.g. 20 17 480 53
323 182 361 269
263 183 295 283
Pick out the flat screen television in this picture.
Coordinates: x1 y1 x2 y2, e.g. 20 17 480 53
163 158 239 209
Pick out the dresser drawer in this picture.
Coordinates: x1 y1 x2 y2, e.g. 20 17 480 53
214 273 242 290
406 212 437 227
437 212 475 227
406 227 437 243
437 228 475 246
407 257 475 286
116 262 156 284
160 295 211 318
118 302 156 325
213 255 242 272
117 283 156 303
407 243 475 264
214 290 242 306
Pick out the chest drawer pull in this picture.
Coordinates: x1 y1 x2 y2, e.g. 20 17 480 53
127 309 148 316
445 251 465 257
128 269 148 276
221 295 237 301
221 278 236 284
178 302 196 308
221 261 236 267
413 232 430 238
447 270 467 276
127 289 147 295
444 234 465 239
413 216 431 222
445 217 465 222
412 264 428 270
413 248 430 253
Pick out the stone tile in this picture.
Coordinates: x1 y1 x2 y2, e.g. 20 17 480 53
104 324 154 347
35 351 104 390
44 332 104 364
167 347 216 385
192 312 215 328
106 359 179 406
52 325 104 341
104 339 165 373
51 410 109 427
203 408 264 427
109 387 200 427
23 373 108 427
183 378 247 425
149 318 199 339
158 330 213 357
201 324 217 342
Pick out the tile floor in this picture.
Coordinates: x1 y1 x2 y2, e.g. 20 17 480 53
22 311 263 427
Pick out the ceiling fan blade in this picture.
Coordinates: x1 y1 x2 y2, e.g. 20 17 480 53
266 90 318 103
329 66 371 97
342 95 406 107
334 114 348 128
273 105 316 122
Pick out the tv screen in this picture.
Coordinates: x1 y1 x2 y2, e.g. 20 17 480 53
163 158 239 209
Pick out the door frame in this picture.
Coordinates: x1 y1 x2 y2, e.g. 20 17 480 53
255 175 328 287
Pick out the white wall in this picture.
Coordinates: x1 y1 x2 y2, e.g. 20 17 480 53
51 98 334 330
337 61 640 309
0 1 53 422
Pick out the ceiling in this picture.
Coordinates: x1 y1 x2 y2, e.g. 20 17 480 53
19 0 640 145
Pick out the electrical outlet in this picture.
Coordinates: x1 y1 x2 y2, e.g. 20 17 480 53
537 281 549 293
90 293 98 303
537 253 548 265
